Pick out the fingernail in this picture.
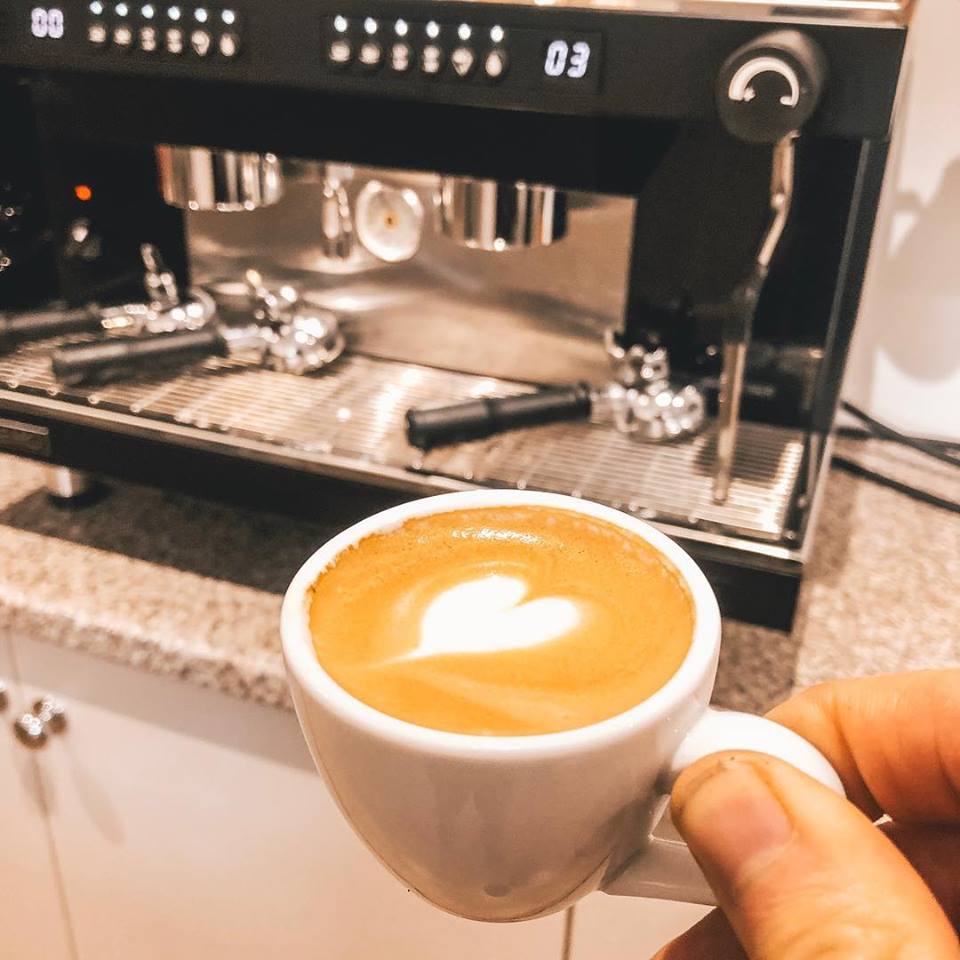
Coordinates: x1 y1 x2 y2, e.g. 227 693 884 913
673 757 794 884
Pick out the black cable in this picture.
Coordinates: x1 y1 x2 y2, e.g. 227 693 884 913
832 455 960 515
840 400 960 468
836 425 960 455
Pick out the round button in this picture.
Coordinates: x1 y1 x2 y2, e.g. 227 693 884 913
389 41 412 73
420 43 443 76
113 24 134 48
358 40 382 69
88 21 108 45
484 48 508 81
165 26 184 53
218 31 240 57
140 25 158 51
190 28 211 56
327 37 352 66
450 46 475 78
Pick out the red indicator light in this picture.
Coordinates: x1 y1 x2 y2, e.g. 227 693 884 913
74 185 93 202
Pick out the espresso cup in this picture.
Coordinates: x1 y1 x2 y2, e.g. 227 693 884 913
282 490 842 922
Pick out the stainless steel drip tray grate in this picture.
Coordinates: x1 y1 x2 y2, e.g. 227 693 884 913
0 343 804 542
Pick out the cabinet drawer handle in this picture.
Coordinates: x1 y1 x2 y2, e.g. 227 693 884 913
13 696 67 748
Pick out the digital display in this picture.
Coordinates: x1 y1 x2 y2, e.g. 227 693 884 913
543 39 591 80
30 6 65 39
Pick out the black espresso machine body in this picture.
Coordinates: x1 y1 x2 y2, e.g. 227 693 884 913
0 1 913 628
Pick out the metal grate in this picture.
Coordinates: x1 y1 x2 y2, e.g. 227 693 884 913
0 339 804 542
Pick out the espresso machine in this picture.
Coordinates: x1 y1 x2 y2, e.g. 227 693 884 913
0 0 913 627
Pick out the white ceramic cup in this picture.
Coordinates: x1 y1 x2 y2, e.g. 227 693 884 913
282 490 842 922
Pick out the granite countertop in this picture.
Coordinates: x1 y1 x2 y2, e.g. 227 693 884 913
0 438 957 715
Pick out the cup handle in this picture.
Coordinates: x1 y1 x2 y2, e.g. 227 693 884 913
601 706 844 905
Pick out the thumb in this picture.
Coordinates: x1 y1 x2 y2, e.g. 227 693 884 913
670 752 960 959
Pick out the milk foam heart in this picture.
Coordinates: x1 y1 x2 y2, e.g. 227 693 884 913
405 574 582 660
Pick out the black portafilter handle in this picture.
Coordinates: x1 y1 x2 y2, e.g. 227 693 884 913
406 383 593 451
0 302 103 349
51 327 228 386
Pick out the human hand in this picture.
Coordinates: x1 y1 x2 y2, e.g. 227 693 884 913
655 670 960 958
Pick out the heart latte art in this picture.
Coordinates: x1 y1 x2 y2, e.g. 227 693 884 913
309 506 694 736
409 575 582 661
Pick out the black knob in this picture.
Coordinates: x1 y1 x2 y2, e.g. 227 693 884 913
717 31 827 144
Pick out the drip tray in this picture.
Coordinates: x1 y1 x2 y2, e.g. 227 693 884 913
0 344 804 543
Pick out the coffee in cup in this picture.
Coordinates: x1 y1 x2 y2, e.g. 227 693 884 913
308 505 694 736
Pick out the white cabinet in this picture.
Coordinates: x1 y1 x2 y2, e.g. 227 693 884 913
7 635 704 960
11 636 563 960
0 637 75 960
571 893 709 959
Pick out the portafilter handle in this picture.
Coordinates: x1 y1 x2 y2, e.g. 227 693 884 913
0 303 105 349
50 326 237 386
406 385 593 451
406 375 706 452
0 244 193 351
50 313 344 385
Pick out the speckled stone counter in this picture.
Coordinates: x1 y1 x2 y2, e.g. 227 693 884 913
0 438 957 714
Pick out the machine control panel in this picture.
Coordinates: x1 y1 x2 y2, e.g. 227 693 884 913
77 2 242 57
0 1 905 139
320 14 601 91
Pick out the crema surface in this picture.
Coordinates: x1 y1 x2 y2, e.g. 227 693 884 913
309 506 694 736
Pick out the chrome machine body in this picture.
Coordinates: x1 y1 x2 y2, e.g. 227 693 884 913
0 0 914 626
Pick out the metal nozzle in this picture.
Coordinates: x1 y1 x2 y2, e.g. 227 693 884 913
438 177 567 251
156 145 284 212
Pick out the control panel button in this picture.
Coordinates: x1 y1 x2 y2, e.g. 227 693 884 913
484 48 508 80
328 37 352 66
113 24 134 48
165 26 184 53
190 28 212 56
450 46 475 78
358 40 382 69
88 21 108 45
389 41 412 73
420 43 443 76
139 25 158 50
218 30 240 57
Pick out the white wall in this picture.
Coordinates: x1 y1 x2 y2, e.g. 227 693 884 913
843 0 960 440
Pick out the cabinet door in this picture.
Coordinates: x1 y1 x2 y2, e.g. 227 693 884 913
13 637 563 960
0 636 75 960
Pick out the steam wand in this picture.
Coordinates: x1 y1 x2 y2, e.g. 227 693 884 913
710 133 796 503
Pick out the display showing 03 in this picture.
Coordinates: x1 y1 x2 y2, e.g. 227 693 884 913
543 39 591 79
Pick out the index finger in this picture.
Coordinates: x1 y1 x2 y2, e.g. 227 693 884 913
767 670 960 823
